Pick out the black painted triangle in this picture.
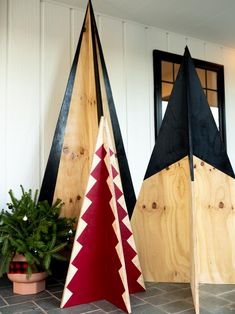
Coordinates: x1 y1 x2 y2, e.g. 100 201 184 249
39 1 136 217
145 46 235 181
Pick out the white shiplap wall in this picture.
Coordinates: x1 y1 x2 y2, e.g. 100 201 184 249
1 0 235 206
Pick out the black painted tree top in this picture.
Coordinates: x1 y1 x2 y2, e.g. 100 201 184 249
145 47 235 181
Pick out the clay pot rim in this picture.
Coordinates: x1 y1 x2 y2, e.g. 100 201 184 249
7 272 48 283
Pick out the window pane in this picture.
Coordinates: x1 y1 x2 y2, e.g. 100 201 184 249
162 82 173 101
196 68 206 88
207 90 218 107
162 61 173 82
174 63 180 80
207 70 217 90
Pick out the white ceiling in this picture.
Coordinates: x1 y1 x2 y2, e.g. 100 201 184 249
54 0 235 49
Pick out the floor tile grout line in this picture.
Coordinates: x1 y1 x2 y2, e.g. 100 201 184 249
32 300 47 314
45 290 62 301
0 296 9 307
176 308 195 314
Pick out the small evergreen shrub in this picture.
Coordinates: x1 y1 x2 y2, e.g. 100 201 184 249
0 186 76 277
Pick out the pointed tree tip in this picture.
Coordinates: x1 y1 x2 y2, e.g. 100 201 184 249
184 46 191 56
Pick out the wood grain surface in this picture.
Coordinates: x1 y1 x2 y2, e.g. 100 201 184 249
190 181 199 314
53 7 98 217
194 156 235 283
131 157 191 282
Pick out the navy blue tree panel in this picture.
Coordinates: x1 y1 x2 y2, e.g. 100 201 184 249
39 0 136 218
145 47 234 181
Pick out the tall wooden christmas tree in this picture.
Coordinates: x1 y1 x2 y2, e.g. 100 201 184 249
131 47 235 314
39 0 135 219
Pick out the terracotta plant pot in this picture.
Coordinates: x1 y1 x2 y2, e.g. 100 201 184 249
7 254 48 295
7 272 48 295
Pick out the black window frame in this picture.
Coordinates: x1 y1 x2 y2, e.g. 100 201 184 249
153 49 226 148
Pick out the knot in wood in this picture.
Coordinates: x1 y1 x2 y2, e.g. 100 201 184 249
152 202 157 209
219 201 224 209
63 146 69 154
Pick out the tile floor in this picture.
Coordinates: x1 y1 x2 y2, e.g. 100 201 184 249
0 276 235 313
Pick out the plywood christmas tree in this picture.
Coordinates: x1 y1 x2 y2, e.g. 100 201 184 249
39 0 135 219
61 118 145 312
131 47 235 314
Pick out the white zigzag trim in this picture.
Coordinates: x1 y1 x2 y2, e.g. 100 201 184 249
61 288 73 308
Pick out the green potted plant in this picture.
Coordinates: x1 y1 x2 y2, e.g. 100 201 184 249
0 186 76 294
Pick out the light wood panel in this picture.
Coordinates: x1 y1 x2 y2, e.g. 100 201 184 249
190 181 199 314
131 157 191 282
194 156 235 283
53 7 98 218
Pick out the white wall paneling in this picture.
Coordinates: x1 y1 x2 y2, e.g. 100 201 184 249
6 0 40 199
125 23 151 194
146 27 168 151
71 9 83 59
1 0 235 203
204 42 223 64
167 32 188 55
0 0 8 207
223 48 235 167
41 1 70 172
99 16 127 148
186 37 205 60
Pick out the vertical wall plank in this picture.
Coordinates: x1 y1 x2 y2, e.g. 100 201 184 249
147 27 168 52
187 38 205 60
99 16 127 148
7 0 40 195
0 0 7 206
146 27 168 150
125 23 150 194
71 8 84 60
168 32 187 55
223 48 235 169
41 2 70 172
204 42 223 63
